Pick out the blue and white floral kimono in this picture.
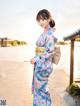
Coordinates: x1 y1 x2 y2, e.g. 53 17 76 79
32 26 57 106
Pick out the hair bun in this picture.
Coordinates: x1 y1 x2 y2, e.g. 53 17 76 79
49 19 55 28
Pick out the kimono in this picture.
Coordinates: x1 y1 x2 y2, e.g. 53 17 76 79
32 26 57 106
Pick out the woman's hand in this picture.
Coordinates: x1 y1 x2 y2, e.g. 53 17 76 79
30 58 35 64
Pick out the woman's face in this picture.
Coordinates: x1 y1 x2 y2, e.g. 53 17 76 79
38 19 50 29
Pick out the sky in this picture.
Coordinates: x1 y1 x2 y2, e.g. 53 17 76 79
0 0 80 44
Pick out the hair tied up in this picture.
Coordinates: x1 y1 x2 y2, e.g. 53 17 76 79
49 19 55 28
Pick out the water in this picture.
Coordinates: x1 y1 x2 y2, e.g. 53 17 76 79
0 45 35 61
0 44 80 75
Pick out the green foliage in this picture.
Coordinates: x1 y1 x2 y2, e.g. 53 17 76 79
11 40 18 46
57 40 70 45
69 82 80 96
75 38 80 42
10 40 27 46
0 37 27 47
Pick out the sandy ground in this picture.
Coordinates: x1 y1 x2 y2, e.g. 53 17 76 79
0 60 76 106
0 61 33 106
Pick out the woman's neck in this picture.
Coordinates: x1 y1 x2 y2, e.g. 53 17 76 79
44 25 50 32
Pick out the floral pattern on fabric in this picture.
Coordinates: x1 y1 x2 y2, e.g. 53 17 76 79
32 26 57 106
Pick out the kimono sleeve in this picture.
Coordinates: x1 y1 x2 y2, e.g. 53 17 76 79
34 54 45 67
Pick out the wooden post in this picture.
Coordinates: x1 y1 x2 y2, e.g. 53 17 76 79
1 38 4 47
1 38 7 47
70 40 74 85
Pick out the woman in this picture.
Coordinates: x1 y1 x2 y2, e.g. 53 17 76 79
30 9 57 106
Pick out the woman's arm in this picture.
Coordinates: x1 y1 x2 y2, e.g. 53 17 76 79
32 35 57 64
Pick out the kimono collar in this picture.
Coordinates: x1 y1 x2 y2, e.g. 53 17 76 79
44 26 55 33
44 26 50 33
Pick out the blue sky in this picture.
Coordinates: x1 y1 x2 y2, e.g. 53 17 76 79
0 0 80 43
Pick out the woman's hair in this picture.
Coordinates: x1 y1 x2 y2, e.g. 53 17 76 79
36 9 55 28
